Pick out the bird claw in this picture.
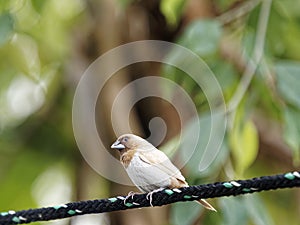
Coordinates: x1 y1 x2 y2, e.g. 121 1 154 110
146 188 164 207
123 191 136 205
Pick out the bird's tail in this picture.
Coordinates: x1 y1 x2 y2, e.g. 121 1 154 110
196 199 217 212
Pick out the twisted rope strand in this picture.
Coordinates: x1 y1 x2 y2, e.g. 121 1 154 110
0 171 299 225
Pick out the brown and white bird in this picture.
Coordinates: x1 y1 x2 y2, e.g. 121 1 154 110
111 133 216 211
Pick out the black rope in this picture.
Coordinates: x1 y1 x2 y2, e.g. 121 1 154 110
1 171 300 225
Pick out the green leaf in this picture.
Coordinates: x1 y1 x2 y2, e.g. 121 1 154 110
219 197 248 225
283 107 300 163
276 61 300 109
160 0 186 26
0 12 14 46
210 59 239 101
180 112 227 177
244 195 274 225
275 0 300 18
220 195 274 225
170 201 203 225
7 34 40 77
229 119 259 176
212 60 238 91
178 19 222 56
31 0 47 13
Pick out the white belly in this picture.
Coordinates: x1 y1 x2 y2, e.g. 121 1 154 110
125 153 171 192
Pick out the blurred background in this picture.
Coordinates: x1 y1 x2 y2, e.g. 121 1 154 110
0 0 300 224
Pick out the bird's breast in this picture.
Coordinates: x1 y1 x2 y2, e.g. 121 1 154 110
124 153 172 192
126 153 147 168
120 150 136 168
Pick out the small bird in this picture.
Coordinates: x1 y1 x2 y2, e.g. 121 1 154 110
111 134 216 211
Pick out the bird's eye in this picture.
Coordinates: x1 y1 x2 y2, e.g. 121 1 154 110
123 137 128 142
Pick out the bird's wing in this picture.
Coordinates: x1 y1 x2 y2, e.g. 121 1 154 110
138 149 186 184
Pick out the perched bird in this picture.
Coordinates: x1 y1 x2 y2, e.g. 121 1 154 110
111 133 216 211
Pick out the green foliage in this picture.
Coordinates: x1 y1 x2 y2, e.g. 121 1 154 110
162 19 224 112
0 0 83 128
1 0 300 225
276 61 300 108
179 113 228 178
271 1 300 59
178 20 222 57
275 61 300 162
31 0 47 13
165 0 300 224
229 115 259 177
244 195 274 225
219 195 274 225
0 12 14 46
0 0 82 218
283 107 300 163
170 201 203 225
219 197 248 225
160 0 186 27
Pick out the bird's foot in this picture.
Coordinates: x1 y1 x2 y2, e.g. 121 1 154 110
146 188 164 207
123 191 137 205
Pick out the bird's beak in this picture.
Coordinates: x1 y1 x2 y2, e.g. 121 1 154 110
111 140 125 150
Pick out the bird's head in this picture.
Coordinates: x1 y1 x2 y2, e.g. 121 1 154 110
111 134 154 153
